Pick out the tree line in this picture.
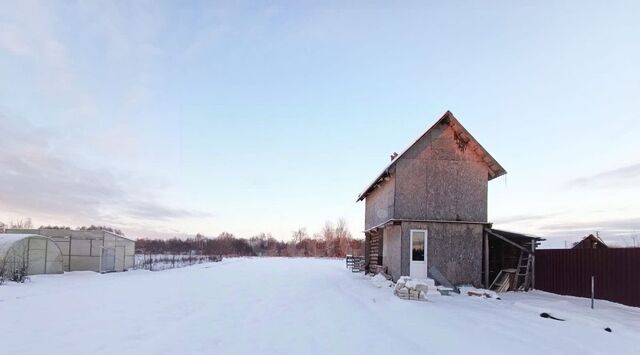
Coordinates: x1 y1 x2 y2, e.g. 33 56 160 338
2 218 125 236
135 219 364 258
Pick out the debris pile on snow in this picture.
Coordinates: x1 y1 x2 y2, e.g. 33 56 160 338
458 286 498 299
393 276 440 301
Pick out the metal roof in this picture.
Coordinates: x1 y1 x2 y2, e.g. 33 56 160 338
490 229 545 241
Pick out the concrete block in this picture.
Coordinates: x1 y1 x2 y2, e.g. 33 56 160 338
415 284 428 292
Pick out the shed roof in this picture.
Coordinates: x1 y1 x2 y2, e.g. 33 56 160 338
357 111 506 201
103 230 136 243
490 229 544 242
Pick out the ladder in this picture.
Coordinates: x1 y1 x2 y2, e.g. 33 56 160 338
490 269 515 292
516 242 533 291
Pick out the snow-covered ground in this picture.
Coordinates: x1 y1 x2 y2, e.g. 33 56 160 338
1 258 638 355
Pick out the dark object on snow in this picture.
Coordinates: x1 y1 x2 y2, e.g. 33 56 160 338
604 327 612 332
428 266 460 294
467 291 492 298
540 312 565 321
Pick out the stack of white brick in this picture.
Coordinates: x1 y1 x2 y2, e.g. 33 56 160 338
393 276 440 301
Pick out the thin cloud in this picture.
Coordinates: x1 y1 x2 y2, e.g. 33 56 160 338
493 213 557 225
0 114 210 225
540 217 640 232
0 23 32 56
567 163 640 187
124 202 211 220
538 217 640 239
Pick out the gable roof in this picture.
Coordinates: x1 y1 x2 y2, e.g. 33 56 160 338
357 111 506 201
573 234 608 249
539 234 612 249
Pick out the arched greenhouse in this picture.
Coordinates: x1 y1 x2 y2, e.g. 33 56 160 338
0 234 64 278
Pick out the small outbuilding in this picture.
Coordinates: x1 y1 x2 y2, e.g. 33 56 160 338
0 234 64 277
573 234 608 249
4 229 135 273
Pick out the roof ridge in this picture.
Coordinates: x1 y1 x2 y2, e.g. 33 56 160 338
356 111 506 201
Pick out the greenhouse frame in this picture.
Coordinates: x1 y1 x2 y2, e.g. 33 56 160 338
0 234 64 277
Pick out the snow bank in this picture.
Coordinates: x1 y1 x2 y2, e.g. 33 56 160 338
370 273 393 288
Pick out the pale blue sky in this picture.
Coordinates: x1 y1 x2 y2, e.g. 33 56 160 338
1 1 639 244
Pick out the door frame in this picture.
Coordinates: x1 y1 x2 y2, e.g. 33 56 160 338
99 247 116 273
115 246 125 271
409 229 428 278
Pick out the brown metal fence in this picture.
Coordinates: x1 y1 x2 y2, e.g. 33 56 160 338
535 248 640 307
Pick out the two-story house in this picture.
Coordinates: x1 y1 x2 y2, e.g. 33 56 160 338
358 111 537 287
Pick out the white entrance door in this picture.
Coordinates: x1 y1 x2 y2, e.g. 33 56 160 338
409 230 427 278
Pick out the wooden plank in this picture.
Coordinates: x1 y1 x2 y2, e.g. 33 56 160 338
483 230 489 288
486 228 533 255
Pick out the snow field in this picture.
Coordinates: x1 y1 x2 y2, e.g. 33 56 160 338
0 258 638 355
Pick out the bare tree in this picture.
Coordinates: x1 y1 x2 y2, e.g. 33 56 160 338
133 218 363 259
291 228 308 244
10 217 33 229
322 221 335 240
13 244 29 283
1 241 30 283
335 218 350 239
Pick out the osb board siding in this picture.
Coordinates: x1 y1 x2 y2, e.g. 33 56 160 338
395 158 427 219
394 122 488 222
364 174 395 229
382 225 402 281
423 160 488 221
400 221 483 286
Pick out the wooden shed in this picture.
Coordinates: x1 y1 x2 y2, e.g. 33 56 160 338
358 111 540 289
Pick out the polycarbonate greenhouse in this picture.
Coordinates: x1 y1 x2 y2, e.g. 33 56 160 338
0 234 64 277
4 228 135 272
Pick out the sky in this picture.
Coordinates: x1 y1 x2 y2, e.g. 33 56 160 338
0 1 639 245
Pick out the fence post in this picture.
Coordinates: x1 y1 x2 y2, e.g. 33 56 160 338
591 275 595 309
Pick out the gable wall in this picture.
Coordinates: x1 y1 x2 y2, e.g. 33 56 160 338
364 174 395 230
394 122 489 222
